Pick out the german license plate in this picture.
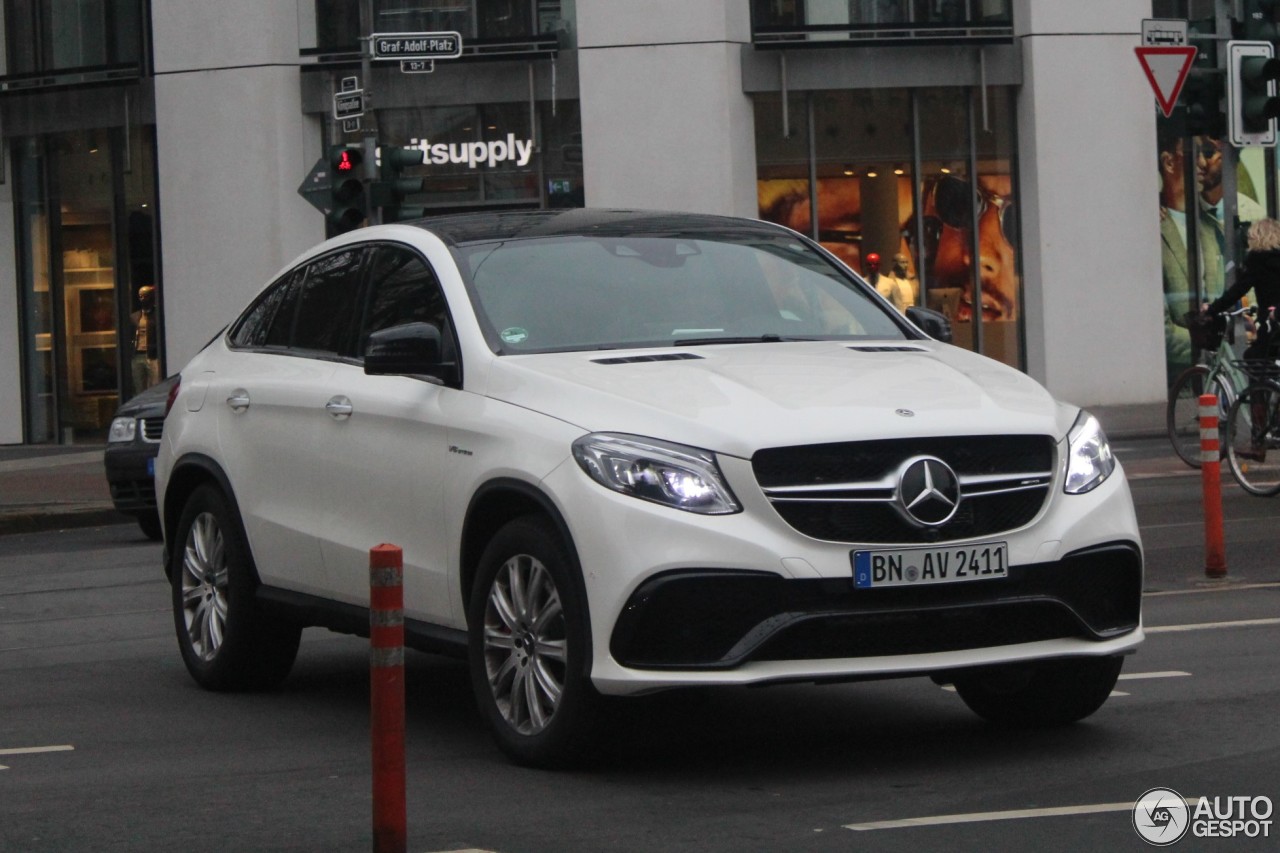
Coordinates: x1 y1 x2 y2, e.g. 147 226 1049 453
853 542 1009 589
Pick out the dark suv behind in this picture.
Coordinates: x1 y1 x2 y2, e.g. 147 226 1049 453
104 376 176 540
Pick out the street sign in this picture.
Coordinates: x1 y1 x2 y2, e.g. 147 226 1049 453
333 89 365 120
1142 18 1188 47
297 156 334 216
342 117 361 134
340 76 359 93
401 59 434 74
1136 45 1197 118
370 32 462 60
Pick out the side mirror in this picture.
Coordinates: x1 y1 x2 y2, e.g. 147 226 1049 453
905 306 953 344
364 322 459 385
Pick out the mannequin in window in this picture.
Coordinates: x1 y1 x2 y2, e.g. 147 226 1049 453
131 285 159 393
879 252 916 314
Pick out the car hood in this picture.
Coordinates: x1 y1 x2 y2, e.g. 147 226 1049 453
115 375 178 418
482 341 1076 458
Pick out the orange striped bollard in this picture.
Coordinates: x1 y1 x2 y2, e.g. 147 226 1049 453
370 544 406 853
1199 395 1227 578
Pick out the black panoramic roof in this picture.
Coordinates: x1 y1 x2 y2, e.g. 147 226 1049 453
407 208 793 247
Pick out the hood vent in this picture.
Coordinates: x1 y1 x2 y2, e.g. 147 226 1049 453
593 352 705 365
847 345 928 353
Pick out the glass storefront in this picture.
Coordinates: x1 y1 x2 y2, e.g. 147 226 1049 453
324 99 583 217
755 85 1022 368
12 126 162 443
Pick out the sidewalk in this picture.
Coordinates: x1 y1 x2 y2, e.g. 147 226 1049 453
0 402 1169 537
0 445 128 536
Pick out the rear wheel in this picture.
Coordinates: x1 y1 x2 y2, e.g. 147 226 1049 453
1167 365 1232 468
953 656 1123 727
1225 385 1280 496
468 516 599 767
169 484 301 690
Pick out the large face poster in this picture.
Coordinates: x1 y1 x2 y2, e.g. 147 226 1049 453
1157 117 1267 383
758 169 1020 325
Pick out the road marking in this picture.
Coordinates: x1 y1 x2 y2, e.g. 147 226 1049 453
1146 582 1280 597
1147 617 1280 633
845 801 1140 831
0 745 75 756
1117 670 1191 680
0 744 73 770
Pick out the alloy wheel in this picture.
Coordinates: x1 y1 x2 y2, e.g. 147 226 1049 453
180 511 229 661
482 553 567 735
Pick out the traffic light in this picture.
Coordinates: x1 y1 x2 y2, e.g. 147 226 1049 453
370 146 425 223
1240 0 1280 41
327 144 367 233
1182 72 1227 138
1228 41 1280 146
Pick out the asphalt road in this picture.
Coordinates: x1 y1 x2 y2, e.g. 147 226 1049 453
1 437 1278 852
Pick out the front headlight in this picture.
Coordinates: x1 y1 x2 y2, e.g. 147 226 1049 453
571 433 741 514
1064 412 1115 494
107 416 137 443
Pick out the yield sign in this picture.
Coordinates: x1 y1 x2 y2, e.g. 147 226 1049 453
1135 46 1198 118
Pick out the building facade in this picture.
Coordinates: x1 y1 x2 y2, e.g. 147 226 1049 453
0 1 1190 445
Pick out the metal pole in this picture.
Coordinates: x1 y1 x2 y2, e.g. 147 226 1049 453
360 0 380 224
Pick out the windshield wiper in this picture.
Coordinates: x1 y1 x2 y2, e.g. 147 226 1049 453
673 334 814 346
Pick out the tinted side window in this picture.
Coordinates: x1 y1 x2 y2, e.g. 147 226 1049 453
263 270 305 348
229 270 301 349
363 246 451 345
291 249 365 355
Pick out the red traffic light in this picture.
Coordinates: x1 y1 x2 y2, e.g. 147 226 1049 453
329 144 364 172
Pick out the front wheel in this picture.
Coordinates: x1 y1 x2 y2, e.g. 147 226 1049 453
169 483 301 690
1225 385 1280 496
468 515 599 767
952 655 1123 727
1168 365 1232 468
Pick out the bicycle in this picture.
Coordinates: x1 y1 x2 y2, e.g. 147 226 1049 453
1166 305 1255 468
1224 312 1280 496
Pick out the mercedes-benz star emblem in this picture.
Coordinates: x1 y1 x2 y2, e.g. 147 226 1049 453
897 456 961 527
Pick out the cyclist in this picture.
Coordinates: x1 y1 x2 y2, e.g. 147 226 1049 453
1203 217 1280 455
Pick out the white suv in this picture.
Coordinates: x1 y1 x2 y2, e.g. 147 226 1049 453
156 209 1143 766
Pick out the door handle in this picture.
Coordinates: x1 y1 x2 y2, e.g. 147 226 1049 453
325 396 354 419
226 389 250 413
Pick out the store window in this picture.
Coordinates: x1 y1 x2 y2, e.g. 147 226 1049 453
755 85 1023 369
13 125 162 443
335 99 582 217
302 0 574 52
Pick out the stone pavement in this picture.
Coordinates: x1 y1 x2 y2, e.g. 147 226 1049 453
0 401 1169 537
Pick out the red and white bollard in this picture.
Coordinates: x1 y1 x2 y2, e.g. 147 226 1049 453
1199 394 1227 578
370 544 406 853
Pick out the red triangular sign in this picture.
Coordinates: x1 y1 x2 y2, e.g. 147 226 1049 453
1136 46 1198 118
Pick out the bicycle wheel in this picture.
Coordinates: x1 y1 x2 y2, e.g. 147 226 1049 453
1167 365 1233 468
1225 384 1280 496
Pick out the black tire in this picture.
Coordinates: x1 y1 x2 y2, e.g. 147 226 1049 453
953 655 1123 727
468 515 599 768
1167 365 1232 468
169 483 301 691
1225 385 1280 496
136 509 163 542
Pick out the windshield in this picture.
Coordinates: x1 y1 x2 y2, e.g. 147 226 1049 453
453 231 908 354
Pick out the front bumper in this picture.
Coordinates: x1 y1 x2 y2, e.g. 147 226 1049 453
610 542 1141 669
103 443 159 514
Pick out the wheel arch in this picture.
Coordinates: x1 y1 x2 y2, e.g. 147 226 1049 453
162 453 255 583
459 478 587 632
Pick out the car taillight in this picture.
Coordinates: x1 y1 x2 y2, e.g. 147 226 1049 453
165 377 181 417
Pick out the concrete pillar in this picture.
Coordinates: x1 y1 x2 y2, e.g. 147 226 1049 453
576 0 758 217
1015 0 1166 406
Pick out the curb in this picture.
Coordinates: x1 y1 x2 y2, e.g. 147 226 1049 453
0 506 132 537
